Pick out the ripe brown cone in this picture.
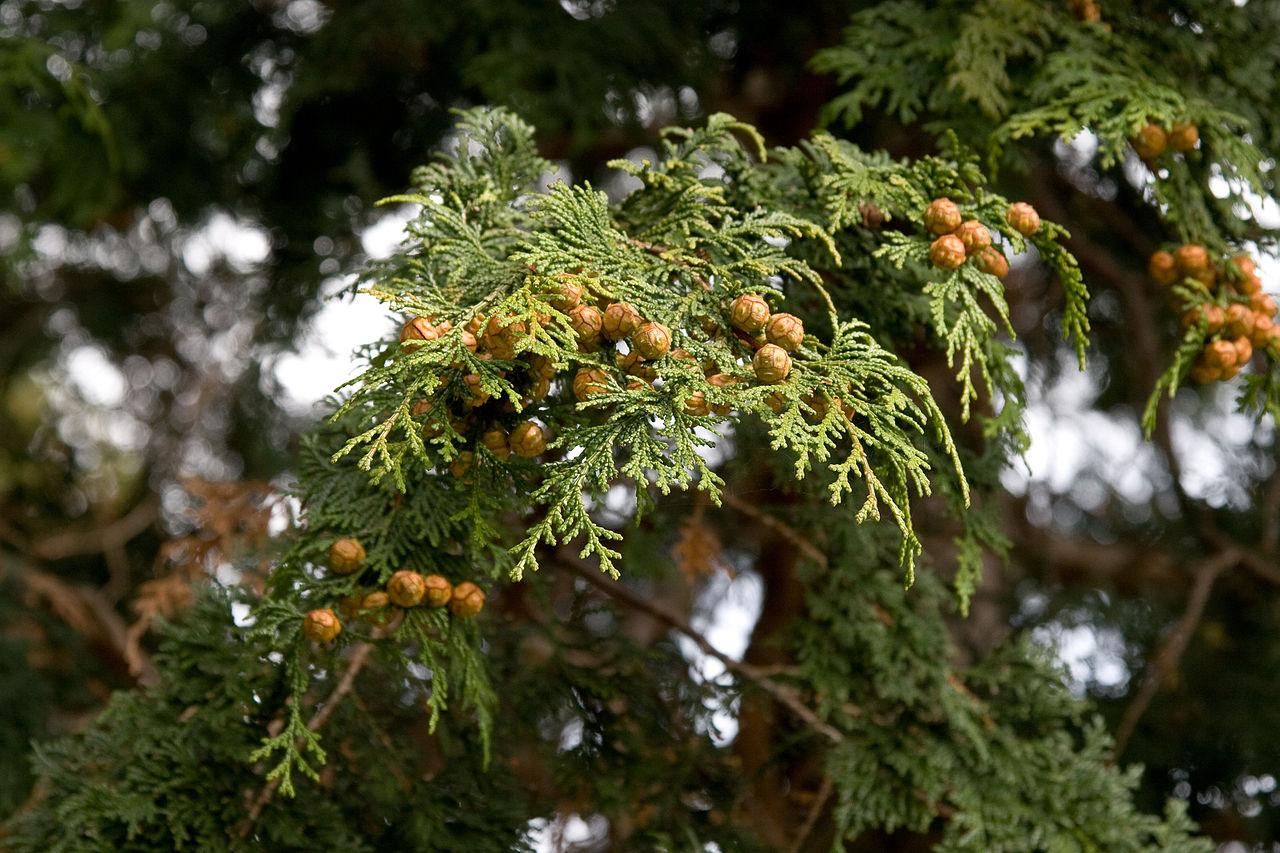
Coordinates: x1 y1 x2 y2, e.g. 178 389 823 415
929 234 966 270
1005 202 1041 236
423 575 453 608
923 198 961 235
509 420 547 457
730 294 771 333
450 582 486 618
955 220 992 255
387 570 427 608
303 608 342 643
632 322 673 360
601 302 643 341
1132 124 1167 160
329 538 366 575
753 344 792 384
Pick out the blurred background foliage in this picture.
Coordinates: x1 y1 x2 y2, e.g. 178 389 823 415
2 0 1280 848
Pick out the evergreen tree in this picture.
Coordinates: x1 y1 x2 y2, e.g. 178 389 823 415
4 2 1280 850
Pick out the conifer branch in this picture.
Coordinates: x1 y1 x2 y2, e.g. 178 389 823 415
560 551 846 745
239 640 376 834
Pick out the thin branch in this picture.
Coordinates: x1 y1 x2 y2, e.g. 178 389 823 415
0 497 160 561
240 641 376 833
560 552 845 744
721 491 828 569
789 774 834 853
15 564 158 685
1112 548 1238 760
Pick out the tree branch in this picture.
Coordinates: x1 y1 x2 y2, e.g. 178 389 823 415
0 496 160 561
559 552 845 744
1112 548 1238 760
721 491 828 570
239 640 376 833
789 774 834 853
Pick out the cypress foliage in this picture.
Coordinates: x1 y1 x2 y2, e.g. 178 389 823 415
6 2 1280 851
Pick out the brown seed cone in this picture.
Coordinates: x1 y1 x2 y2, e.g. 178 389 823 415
859 200 884 230
1173 244 1209 275
1265 326 1280 359
449 451 474 479
763 390 787 414
400 316 439 351
460 329 478 353
1181 303 1225 334
753 344 792 384
923 198 961 235
1148 251 1178 285
329 538 367 575
632 322 673 360
482 428 510 461
1240 274 1264 297
387 570 427 608
1234 336 1254 367
463 373 490 407
929 234 967 270
1250 314 1275 348
765 313 804 352
338 595 363 620
1228 255 1257 279
1189 358 1221 384
484 333 517 361
1005 202 1041 236
625 379 652 392
1168 123 1199 152
1250 293 1277 317
525 354 558 379
730 294 771 333
550 276 583 311
303 608 342 643
706 372 742 415
802 392 830 423
450 582 486 618
1070 0 1101 22
509 420 547 457
955 220 992 255
573 367 611 401
569 304 603 348
1132 124 1167 160
601 302 643 341
683 391 710 416
616 349 658 380
1225 303 1255 340
360 591 390 611
1205 339 1238 369
974 247 1010 280
524 375 552 404
423 575 453 608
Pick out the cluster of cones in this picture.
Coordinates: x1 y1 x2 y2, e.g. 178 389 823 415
1147 247 1279 383
303 537 485 644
